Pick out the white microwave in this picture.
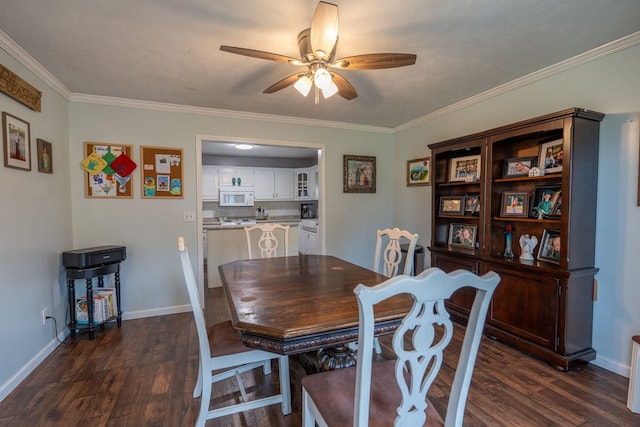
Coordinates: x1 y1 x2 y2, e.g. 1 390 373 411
219 188 255 206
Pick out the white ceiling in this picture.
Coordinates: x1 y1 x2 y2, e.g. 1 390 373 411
2 0 640 132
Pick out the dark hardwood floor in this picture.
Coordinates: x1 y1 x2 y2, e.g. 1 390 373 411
1 286 638 426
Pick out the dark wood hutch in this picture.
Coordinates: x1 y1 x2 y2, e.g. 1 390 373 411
428 108 604 370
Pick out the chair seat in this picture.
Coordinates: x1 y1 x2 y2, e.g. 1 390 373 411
208 320 252 357
301 359 444 426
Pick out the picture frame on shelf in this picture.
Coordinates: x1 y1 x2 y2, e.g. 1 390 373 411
406 157 431 186
36 138 52 174
448 223 477 249
538 139 563 174
464 192 480 215
439 195 465 215
500 191 529 217
343 154 376 193
530 185 561 219
449 154 481 182
538 229 561 264
502 156 538 178
2 112 31 171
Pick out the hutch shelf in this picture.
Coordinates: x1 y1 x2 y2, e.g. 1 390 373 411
428 108 604 370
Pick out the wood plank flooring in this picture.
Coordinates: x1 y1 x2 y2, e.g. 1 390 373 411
1 287 639 426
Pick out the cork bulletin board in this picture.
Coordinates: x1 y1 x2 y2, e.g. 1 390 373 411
140 145 183 198
83 142 135 198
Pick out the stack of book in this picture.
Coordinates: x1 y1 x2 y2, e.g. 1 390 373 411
76 288 118 325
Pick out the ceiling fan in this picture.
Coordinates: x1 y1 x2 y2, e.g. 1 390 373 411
220 1 417 103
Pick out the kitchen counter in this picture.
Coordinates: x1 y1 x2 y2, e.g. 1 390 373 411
203 217 302 230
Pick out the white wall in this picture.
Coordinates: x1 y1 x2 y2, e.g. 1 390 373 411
0 49 72 399
395 43 640 375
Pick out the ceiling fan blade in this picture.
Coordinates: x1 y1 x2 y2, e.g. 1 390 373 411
263 73 306 94
220 45 304 65
331 53 417 70
310 2 339 60
330 72 357 100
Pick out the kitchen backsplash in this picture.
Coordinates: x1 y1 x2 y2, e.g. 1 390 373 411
203 200 312 220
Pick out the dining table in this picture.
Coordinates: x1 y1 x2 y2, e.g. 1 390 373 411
219 254 413 371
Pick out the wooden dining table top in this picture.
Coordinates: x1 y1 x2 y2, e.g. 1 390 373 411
219 255 413 355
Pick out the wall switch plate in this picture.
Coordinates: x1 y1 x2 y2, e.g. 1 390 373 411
41 307 48 325
183 211 195 222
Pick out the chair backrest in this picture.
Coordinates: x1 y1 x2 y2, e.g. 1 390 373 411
178 237 211 369
353 268 500 427
244 223 289 259
373 227 419 277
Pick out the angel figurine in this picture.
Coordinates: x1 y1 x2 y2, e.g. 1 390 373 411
519 234 538 261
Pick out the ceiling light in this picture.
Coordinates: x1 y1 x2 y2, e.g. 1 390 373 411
313 67 332 90
235 144 253 150
322 81 339 99
294 75 312 96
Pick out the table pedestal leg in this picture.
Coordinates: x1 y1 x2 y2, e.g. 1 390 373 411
319 345 357 371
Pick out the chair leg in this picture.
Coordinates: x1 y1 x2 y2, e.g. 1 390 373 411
196 372 212 427
263 360 272 375
374 337 382 355
193 359 203 398
302 388 315 427
278 355 292 415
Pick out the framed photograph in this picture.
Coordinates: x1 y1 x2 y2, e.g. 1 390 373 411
2 112 31 171
343 155 376 193
538 139 563 174
530 185 561 219
538 229 561 264
36 138 52 174
465 193 480 215
500 191 529 217
502 156 537 178
439 196 465 215
448 223 477 249
449 154 481 182
407 157 431 186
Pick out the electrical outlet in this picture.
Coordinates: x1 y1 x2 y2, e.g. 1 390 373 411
41 307 48 325
183 211 195 222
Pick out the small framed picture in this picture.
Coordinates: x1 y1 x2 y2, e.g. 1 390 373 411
439 196 465 216
538 139 563 174
502 156 538 178
464 193 480 215
530 185 561 219
344 154 376 193
36 138 53 174
449 154 481 182
538 229 561 264
500 191 529 217
406 157 431 186
2 112 31 171
448 223 477 249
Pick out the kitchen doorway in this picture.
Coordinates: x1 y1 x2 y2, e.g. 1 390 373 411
195 135 324 305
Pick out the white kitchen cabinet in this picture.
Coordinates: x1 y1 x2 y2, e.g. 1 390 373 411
294 168 311 199
219 167 254 187
202 166 219 200
309 164 318 199
298 221 319 254
253 168 293 201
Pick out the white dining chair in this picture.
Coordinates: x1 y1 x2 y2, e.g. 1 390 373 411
302 267 500 427
177 237 291 426
244 223 290 259
370 227 419 354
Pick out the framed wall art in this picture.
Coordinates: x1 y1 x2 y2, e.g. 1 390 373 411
406 157 431 186
2 112 31 171
140 145 183 198
83 142 136 198
343 154 376 193
36 138 52 174
448 223 477 249
539 139 563 174
449 154 480 182
500 191 529 217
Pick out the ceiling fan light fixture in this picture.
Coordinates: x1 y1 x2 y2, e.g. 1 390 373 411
322 81 339 98
235 144 253 150
313 67 332 90
294 75 313 96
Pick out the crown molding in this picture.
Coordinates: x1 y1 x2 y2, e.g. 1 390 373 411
0 29 71 99
395 31 640 132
